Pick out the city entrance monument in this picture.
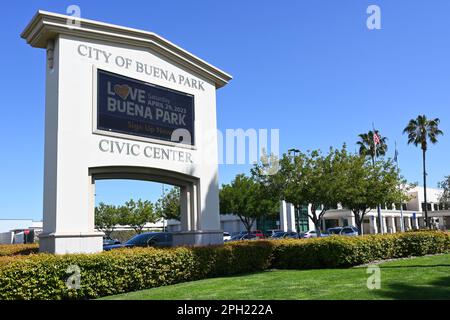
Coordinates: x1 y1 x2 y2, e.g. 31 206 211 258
21 11 231 254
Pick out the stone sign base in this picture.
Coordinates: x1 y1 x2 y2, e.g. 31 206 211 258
39 232 104 254
172 230 223 247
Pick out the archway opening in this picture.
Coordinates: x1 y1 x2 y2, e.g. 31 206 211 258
95 179 181 244
89 166 201 248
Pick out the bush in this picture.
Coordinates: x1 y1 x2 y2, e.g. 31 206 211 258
0 241 273 300
0 231 448 300
271 231 450 269
0 244 39 257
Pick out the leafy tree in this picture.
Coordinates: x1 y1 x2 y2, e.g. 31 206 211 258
95 202 120 238
219 174 278 234
251 150 284 205
357 130 388 165
155 187 181 221
438 176 450 209
119 199 159 234
403 115 444 228
338 152 410 235
277 147 343 236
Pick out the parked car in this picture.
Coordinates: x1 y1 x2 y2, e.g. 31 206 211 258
266 229 284 238
223 232 231 242
284 231 300 239
340 226 359 236
327 227 343 235
103 237 121 246
225 233 259 242
327 226 359 236
299 230 318 238
269 231 287 239
236 230 265 239
103 232 173 250
241 234 259 240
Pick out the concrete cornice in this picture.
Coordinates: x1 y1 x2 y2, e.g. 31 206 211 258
21 10 232 88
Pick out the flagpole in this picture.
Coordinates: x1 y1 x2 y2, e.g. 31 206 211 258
373 123 384 235
395 141 405 232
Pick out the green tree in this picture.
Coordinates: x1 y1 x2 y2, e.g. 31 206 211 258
438 175 450 209
277 148 342 236
250 150 284 206
338 152 410 235
119 199 159 234
95 202 120 238
357 130 388 165
155 187 181 221
403 115 444 228
219 174 278 234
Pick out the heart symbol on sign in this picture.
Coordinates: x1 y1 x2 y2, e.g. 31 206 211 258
114 84 130 100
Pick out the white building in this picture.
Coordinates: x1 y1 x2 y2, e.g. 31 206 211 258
280 186 450 234
183 186 450 236
0 219 43 244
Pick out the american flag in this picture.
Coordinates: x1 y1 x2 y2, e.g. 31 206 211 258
373 131 381 146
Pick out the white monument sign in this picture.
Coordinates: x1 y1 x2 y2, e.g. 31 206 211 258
21 11 231 254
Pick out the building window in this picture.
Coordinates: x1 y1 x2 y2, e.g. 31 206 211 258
297 206 310 233
380 203 386 210
402 203 407 211
421 202 432 211
434 204 439 211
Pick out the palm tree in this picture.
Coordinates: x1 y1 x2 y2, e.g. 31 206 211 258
357 130 388 164
403 115 444 228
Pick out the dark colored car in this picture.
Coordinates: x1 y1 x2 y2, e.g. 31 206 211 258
103 232 173 251
269 231 299 240
236 230 265 239
270 231 287 239
225 233 259 242
103 237 121 246
285 231 300 239
266 229 284 238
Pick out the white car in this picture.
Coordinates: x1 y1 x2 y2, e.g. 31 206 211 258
300 230 318 238
223 232 231 242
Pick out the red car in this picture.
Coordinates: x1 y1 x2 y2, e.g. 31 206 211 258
250 230 265 239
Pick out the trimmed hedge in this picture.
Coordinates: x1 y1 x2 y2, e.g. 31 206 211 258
0 241 272 300
271 231 450 269
0 231 449 300
0 244 39 257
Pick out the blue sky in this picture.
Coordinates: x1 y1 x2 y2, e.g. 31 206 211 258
1 0 449 220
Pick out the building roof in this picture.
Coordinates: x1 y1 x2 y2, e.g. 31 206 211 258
21 10 232 88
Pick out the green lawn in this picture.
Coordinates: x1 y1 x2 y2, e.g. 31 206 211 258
101 254 450 300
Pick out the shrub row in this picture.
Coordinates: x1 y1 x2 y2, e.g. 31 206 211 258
0 241 272 300
271 231 450 269
0 231 448 300
0 244 39 257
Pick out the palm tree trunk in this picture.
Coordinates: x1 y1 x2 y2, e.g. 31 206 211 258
422 148 429 228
